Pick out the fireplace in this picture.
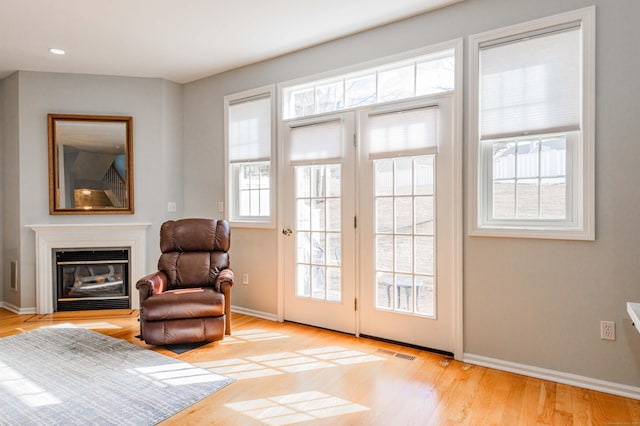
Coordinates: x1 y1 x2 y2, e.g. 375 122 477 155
28 223 149 314
54 248 130 311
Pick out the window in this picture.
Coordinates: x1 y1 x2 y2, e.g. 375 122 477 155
282 49 454 120
469 7 595 240
225 86 275 227
488 133 573 221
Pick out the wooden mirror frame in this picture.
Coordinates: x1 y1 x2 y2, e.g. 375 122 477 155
48 114 134 215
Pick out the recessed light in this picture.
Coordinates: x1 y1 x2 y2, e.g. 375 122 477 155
49 48 66 55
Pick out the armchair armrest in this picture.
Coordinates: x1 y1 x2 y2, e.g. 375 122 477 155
136 271 168 302
215 268 234 335
215 268 234 292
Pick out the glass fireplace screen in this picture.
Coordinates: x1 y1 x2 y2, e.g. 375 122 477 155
55 248 130 311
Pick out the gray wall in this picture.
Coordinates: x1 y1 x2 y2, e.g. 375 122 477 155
0 77 4 304
6 71 184 309
1 73 20 308
183 0 640 387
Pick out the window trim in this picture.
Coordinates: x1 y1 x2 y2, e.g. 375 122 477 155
224 85 276 229
468 6 595 240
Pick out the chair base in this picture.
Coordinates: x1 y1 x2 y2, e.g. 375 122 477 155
140 315 225 346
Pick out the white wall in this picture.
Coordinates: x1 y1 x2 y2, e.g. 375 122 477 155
183 0 640 388
9 71 184 309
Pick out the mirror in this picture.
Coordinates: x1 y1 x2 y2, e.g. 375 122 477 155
48 114 134 215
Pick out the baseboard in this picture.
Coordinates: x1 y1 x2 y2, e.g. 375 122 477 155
0 301 36 315
463 353 640 400
230 305 278 322
0 301 273 320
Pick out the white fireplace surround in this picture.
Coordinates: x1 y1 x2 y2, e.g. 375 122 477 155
28 223 151 314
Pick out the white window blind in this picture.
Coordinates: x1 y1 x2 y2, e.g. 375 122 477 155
228 96 271 163
366 106 438 159
480 25 582 141
289 119 343 165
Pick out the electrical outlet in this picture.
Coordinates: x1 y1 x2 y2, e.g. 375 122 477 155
242 273 249 285
218 201 224 213
601 321 616 340
167 202 177 212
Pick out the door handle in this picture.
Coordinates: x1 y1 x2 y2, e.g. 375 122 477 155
282 228 293 236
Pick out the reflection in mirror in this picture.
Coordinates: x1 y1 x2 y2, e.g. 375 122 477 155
48 114 134 215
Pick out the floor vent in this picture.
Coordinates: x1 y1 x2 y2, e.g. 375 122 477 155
395 353 416 361
375 349 416 361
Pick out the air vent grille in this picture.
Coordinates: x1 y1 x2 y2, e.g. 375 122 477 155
57 298 130 311
56 249 129 263
375 349 416 361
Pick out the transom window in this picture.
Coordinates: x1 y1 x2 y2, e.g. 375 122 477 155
283 49 454 120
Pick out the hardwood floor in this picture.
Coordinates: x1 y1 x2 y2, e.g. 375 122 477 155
1 308 639 425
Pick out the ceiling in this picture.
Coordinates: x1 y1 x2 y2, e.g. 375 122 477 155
0 0 460 84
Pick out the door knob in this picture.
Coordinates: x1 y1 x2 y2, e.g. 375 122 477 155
282 228 293 236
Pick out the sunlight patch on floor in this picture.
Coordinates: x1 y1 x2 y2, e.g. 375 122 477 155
196 346 385 380
40 322 122 330
226 390 369 425
0 361 62 407
300 346 386 365
127 363 230 387
221 329 289 345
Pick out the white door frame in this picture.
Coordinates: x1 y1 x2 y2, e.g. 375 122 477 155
276 39 463 360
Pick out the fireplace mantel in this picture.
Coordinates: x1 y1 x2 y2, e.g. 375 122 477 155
27 223 151 314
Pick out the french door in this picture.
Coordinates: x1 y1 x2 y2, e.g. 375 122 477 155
358 96 455 353
282 113 357 334
282 95 455 353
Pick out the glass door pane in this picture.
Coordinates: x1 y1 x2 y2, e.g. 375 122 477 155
295 164 342 302
373 155 435 316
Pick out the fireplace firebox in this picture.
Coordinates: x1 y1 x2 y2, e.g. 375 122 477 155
54 248 130 311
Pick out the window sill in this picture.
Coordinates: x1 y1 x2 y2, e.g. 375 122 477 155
469 225 594 241
228 219 275 230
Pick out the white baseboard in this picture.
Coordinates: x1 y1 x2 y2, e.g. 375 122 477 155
0 301 277 321
230 305 279 322
464 353 640 400
0 301 36 315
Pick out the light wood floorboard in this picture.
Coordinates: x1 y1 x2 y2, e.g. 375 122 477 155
1 309 639 425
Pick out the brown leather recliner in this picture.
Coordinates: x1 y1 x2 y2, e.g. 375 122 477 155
136 218 234 346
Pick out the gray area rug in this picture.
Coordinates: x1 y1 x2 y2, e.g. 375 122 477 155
0 326 234 425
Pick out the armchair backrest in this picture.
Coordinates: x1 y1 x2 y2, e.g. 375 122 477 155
158 218 230 290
